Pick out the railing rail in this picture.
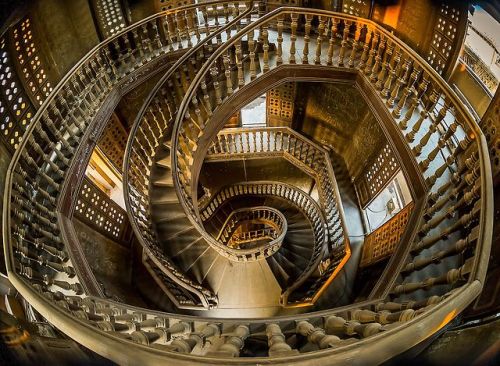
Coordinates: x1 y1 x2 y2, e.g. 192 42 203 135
121 0 260 303
216 206 286 258
206 126 349 250
1 3 493 365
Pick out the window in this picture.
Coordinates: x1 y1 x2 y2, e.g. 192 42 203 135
363 170 412 232
240 94 267 128
461 5 499 95
0 37 36 150
12 18 52 106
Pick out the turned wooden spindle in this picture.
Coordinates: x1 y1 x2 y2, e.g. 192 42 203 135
289 13 298 64
339 20 351 66
262 25 269 71
327 18 339 66
315 16 326 65
296 320 341 349
276 16 284 65
364 32 379 75
302 15 312 64
369 36 386 82
375 40 394 90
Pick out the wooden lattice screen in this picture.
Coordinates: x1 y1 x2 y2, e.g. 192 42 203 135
359 202 414 267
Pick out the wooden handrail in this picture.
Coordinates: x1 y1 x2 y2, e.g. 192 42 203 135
1 3 493 364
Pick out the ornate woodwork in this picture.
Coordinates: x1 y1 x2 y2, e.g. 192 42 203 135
0 2 494 365
267 82 296 127
481 89 499 179
354 143 400 208
91 0 128 39
74 177 129 243
0 16 51 151
97 113 128 172
360 202 414 267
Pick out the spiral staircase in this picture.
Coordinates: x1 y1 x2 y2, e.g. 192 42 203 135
0 0 496 364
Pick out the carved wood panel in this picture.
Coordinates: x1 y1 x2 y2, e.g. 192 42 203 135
90 0 127 39
360 202 414 267
426 1 468 78
341 0 371 18
267 82 296 127
74 177 129 243
155 0 194 12
481 89 500 180
0 16 51 152
355 143 399 208
97 113 128 172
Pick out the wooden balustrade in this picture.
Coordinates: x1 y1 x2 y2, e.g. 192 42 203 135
206 126 348 251
1 3 493 365
122 1 259 306
215 206 287 259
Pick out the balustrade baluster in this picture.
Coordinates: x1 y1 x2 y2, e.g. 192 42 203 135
210 324 249 357
296 321 341 349
276 16 284 65
348 23 363 68
393 67 420 117
248 30 257 79
387 58 411 107
289 14 298 64
262 25 269 72
413 100 449 156
302 15 312 64
364 32 379 75
314 17 326 65
236 42 244 87
339 20 350 66
325 316 381 338
375 40 392 89
393 260 473 295
327 18 339 66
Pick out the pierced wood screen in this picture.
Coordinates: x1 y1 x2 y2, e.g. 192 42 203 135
12 18 52 106
155 0 194 12
481 90 499 179
0 16 51 151
97 113 128 172
355 143 399 208
426 1 467 77
91 0 127 39
360 202 414 267
267 82 296 127
75 177 130 243
341 0 371 18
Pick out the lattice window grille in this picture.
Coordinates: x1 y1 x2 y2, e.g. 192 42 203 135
427 2 459 75
95 0 127 37
97 114 128 171
360 203 414 267
12 18 52 106
0 37 35 150
356 143 399 207
157 0 193 12
342 0 370 18
364 144 398 196
75 180 126 239
268 83 296 120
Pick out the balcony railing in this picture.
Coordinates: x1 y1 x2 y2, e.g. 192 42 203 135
1 2 493 365
216 206 286 257
461 45 499 95
199 181 328 304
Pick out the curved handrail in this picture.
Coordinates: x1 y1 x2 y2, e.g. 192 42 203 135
1 3 493 365
198 180 333 302
121 0 260 306
215 206 287 258
206 126 349 249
